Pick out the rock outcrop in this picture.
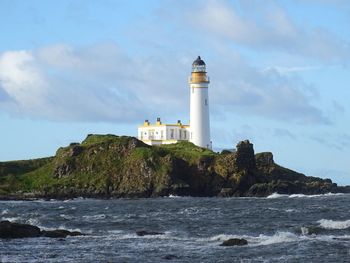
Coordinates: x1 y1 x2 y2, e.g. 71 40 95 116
220 238 248 246
0 134 348 199
0 221 83 239
0 221 41 238
136 230 164 236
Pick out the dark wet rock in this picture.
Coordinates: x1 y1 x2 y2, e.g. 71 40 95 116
163 254 180 260
220 238 248 246
0 220 41 238
136 230 164 236
0 221 83 239
41 229 82 238
234 140 256 171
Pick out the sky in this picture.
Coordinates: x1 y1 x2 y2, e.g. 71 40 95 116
0 0 350 185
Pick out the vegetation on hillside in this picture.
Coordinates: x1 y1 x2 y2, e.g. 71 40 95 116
0 134 346 198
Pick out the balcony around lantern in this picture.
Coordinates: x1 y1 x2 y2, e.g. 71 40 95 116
188 75 210 83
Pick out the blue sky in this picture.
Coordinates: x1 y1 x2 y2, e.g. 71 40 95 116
1 0 350 185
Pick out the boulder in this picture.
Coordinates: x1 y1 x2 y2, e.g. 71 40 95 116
41 229 82 238
0 221 83 239
136 230 164 236
220 238 248 246
0 220 41 238
163 254 179 260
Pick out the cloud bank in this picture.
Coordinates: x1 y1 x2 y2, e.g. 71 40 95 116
0 43 188 122
189 0 350 62
0 42 329 124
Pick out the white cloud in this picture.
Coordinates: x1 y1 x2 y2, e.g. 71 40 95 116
0 43 189 122
0 42 330 125
189 0 350 62
0 50 50 115
209 55 330 125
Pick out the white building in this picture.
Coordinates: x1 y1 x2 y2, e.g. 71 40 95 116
138 118 190 146
138 56 212 149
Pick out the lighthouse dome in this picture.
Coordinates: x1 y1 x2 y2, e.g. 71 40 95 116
192 56 205 66
192 56 206 72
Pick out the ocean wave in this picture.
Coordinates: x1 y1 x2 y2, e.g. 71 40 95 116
168 194 181 198
1 216 21 222
60 214 74 220
266 192 344 199
257 232 300 246
266 193 288 199
190 231 302 246
285 209 298 213
25 218 40 226
1 209 9 215
290 193 344 198
82 214 107 220
318 219 350 230
101 230 350 248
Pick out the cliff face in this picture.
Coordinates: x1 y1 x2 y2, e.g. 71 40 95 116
0 134 347 199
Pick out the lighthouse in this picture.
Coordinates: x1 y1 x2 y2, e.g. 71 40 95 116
137 56 212 149
189 56 211 149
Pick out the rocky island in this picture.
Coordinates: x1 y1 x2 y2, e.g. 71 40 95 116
0 134 349 199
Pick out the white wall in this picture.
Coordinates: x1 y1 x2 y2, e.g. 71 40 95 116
189 83 211 149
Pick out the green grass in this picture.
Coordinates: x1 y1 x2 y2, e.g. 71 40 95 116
159 141 217 163
81 134 133 147
0 157 53 178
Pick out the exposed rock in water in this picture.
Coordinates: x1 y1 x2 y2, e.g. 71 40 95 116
136 230 164 236
0 221 83 239
41 229 83 238
0 221 41 238
163 254 180 260
220 238 248 246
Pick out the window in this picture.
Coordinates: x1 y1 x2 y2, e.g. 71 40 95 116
149 130 155 140
161 130 164 139
184 131 186 139
170 129 174 139
205 99 208 106
179 130 182 140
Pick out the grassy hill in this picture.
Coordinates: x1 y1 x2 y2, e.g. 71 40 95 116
0 134 345 199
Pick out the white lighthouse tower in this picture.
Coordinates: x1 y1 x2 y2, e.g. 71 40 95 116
189 56 211 149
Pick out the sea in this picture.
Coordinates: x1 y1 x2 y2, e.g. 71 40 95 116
0 193 349 263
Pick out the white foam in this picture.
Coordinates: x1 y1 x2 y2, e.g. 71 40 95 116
257 232 301 246
318 219 350 230
289 194 306 198
1 217 20 222
267 192 344 199
60 214 73 220
57 226 82 233
300 227 309 235
285 209 298 213
266 193 288 199
26 218 40 226
168 194 181 198
82 214 106 220
1 209 9 215
289 193 344 198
